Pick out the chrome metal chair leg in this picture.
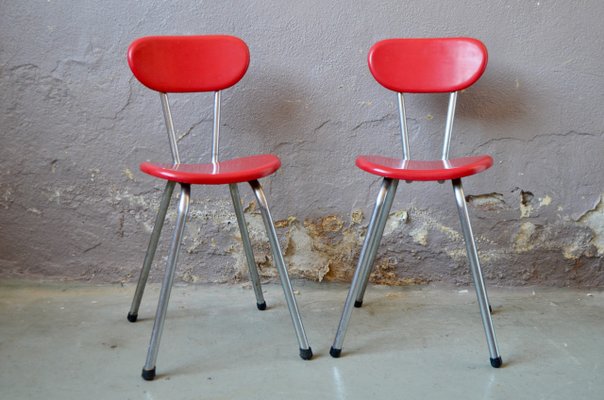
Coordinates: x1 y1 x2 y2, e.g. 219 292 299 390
229 183 266 310
452 178 502 368
355 178 399 307
128 181 176 322
330 178 398 357
142 184 191 380
249 180 312 360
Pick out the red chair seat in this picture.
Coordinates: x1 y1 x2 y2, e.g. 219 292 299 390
140 154 281 185
356 155 493 181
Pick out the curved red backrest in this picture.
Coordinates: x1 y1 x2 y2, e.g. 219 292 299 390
128 35 250 92
368 38 488 93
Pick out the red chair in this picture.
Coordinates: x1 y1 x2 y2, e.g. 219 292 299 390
126 35 312 380
329 38 502 368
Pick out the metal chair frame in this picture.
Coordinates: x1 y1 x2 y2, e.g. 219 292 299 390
329 45 502 368
126 40 312 380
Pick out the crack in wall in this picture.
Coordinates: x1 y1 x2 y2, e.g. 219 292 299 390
351 113 394 131
466 192 506 210
470 130 604 153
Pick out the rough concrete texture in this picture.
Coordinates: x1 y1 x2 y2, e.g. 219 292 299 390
0 1 603 286
2 282 604 399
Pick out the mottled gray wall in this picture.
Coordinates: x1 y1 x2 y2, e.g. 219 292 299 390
1 0 603 286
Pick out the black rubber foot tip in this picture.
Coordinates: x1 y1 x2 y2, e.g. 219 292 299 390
490 356 503 368
142 367 156 381
257 302 267 311
354 300 363 308
329 346 342 358
299 347 313 360
127 312 138 323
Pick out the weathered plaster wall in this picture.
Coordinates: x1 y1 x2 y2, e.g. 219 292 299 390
1 1 603 286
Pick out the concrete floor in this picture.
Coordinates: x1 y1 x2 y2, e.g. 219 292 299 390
0 281 603 399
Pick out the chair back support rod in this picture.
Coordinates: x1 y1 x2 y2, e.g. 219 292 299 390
160 93 181 164
397 92 410 160
212 90 221 164
441 91 458 160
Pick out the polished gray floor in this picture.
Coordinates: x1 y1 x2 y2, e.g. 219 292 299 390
1 280 603 399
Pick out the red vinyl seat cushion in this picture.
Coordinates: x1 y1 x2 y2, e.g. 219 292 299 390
356 155 493 181
140 154 281 185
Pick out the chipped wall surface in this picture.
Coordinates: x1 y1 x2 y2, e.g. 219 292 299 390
0 1 603 287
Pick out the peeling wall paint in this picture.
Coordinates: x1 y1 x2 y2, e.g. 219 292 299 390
578 196 604 256
1 1 603 287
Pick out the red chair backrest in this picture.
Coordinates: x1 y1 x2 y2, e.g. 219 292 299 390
368 38 487 93
128 35 250 93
